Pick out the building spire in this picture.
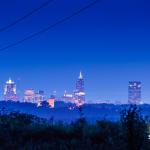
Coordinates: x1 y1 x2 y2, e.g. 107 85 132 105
9 77 11 82
79 71 83 79
6 78 14 84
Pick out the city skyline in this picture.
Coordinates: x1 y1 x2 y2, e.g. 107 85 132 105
1 1 150 149
0 0 150 103
1 73 150 104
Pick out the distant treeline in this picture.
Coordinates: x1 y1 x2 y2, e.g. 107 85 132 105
1 101 150 122
0 105 149 150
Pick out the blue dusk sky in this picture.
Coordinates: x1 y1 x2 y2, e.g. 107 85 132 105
0 0 150 103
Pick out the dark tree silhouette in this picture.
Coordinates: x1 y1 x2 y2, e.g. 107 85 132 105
120 105 149 150
0 106 149 149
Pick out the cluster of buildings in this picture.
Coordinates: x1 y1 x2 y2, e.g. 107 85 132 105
3 72 85 108
3 71 143 107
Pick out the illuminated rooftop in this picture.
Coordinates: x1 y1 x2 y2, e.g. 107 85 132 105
6 78 14 84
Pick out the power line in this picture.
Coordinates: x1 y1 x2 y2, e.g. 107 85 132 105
0 0 54 32
0 0 99 52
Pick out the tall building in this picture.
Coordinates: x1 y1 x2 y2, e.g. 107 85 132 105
4 78 18 101
24 89 46 104
35 90 46 106
128 81 142 104
74 71 85 106
24 89 35 103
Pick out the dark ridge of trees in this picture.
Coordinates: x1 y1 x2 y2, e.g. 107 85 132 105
0 105 149 150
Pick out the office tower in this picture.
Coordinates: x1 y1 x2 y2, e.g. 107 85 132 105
35 90 46 106
128 81 142 104
24 89 35 103
74 71 85 106
4 78 18 101
35 90 45 102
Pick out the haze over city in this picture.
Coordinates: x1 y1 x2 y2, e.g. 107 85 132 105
0 0 150 103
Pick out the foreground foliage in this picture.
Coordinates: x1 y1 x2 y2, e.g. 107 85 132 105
0 105 149 150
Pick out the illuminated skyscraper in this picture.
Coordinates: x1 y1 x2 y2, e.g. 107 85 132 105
74 71 85 106
35 90 46 106
24 89 46 104
24 89 35 103
4 78 18 101
128 81 142 104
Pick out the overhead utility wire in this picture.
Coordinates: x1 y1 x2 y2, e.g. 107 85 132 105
0 0 99 52
0 0 54 32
